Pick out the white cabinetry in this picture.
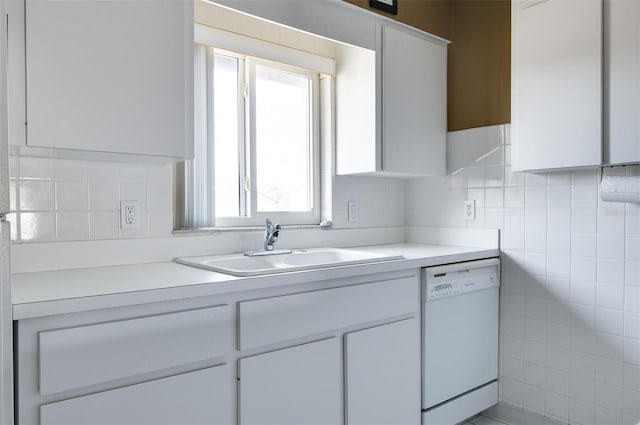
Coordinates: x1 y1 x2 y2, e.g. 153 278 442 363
7 0 193 160
15 271 421 425
511 0 602 172
336 24 447 176
606 0 640 164
345 319 421 425
239 339 341 425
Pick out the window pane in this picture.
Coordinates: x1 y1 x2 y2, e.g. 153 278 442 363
213 53 241 217
255 66 312 212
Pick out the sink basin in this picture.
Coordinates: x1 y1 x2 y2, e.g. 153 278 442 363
176 248 404 276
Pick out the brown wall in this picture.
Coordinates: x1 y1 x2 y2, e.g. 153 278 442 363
344 0 511 131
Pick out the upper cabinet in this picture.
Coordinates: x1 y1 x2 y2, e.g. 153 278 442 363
336 24 448 177
606 0 640 164
7 0 194 160
511 0 602 172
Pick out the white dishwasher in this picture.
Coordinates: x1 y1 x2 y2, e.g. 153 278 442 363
422 258 500 425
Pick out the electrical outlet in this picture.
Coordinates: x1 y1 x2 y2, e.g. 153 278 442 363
348 201 359 223
464 200 476 221
120 201 140 230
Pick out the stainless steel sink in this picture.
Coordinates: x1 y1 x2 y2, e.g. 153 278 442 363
176 248 403 276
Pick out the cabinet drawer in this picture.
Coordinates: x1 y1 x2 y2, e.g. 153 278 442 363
39 305 230 395
238 275 418 350
40 365 231 425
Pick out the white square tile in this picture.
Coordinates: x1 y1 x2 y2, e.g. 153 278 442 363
624 364 640 390
89 183 119 211
148 211 173 237
524 252 546 276
547 277 571 302
525 208 547 231
572 352 596 379
548 171 572 186
573 184 598 209
547 323 571 349
598 233 625 259
54 159 87 181
598 208 625 234
622 389 640 419
505 187 525 208
55 182 88 211
505 166 525 187
547 368 570 394
523 383 546 413
625 312 640 339
485 188 504 208
525 230 546 253
18 156 54 180
596 356 624 385
19 180 54 211
117 164 147 183
503 314 525 338
596 406 623 425
626 235 640 260
569 398 595 425
626 260 640 286
503 335 524 360
19 212 55 241
597 258 625 285
502 356 524 381
525 296 547 321
547 232 570 255
547 256 570 280
523 361 546 387
572 232 597 257
87 162 118 182
570 304 597 330
525 319 547 344
546 345 571 372
9 180 16 211
573 169 599 186
625 287 640 312
467 188 485 208
546 392 569 421
503 229 525 251
548 209 571 232
596 333 624 363
570 374 596 401
547 301 571 326
485 166 504 187
627 209 640 235
572 256 597 282
147 185 172 211
548 185 571 209
571 328 596 354
597 283 624 310
56 212 90 241
526 186 547 209
502 377 524 406
597 308 624 336
466 168 485 188
119 184 147 210
571 280 596 306
523 340 546 365
525 173 547 187
572 209 597 233
89 211 119 239
505 209 525 230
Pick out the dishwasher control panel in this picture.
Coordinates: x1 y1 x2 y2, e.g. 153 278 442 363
423 258 499 301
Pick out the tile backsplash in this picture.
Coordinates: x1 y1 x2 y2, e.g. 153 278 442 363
8 156 173 242
408 124 640 425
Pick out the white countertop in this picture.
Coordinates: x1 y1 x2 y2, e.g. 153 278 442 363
12 243 499 320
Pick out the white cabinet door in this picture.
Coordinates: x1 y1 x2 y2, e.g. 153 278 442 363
606 0 640 164
382 26 446 176
40 365 232 425
511 0 602 171
345 319 421 425
239 338 341 425
21 0 193 158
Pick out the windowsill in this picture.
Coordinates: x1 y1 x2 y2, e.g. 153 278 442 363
172 221 333 235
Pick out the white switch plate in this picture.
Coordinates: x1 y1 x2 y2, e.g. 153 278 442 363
121 200 140 230
348 201 359 223
464 200 476 221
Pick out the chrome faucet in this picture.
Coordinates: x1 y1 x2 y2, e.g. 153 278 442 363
244 218 292 256
264 218 281 251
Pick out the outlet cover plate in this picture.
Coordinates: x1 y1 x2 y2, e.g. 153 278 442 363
121 200 140 230
348 201 359 223
464 200 476 221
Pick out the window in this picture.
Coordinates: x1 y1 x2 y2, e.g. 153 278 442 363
176 41 322 228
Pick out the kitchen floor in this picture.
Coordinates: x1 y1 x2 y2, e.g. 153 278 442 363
462 415 509 425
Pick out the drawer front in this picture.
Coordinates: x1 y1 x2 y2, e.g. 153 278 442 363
40 365 232 425
238 275 418 350
39 305 230 395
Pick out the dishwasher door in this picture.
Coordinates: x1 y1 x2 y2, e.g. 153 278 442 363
422 259 499 410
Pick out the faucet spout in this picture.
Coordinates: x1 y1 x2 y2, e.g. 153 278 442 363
264 218 281 251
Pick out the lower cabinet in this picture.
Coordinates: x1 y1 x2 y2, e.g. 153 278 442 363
40 365 231 425
345 318 421 425
15 270 421 425
239 338 341 425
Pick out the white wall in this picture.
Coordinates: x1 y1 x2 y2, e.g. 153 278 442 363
408 124 640 425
